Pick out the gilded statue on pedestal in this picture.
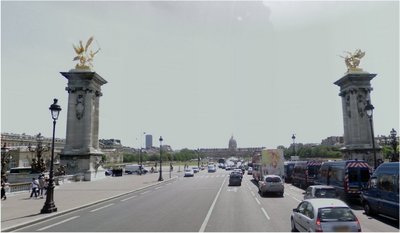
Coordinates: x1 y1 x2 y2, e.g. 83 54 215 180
73 36 100 70
341 49 365 73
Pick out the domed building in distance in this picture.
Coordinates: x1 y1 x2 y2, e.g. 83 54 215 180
199 135 264 160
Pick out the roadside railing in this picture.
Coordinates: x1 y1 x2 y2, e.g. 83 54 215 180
5 175 75 193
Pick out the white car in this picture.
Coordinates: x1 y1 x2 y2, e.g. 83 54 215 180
208 165 216 173
291 198 361 232
192 167 200 173
184 169 194 177
258 175 284 197
303 185 338 200
247 167 253 175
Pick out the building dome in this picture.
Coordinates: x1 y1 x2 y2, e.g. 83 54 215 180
229 135 237 151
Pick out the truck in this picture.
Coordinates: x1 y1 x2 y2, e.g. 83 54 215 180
252 149 284 182
291 160 323 188
315 160 371 201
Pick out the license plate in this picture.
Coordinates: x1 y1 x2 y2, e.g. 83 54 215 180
334 226 349 232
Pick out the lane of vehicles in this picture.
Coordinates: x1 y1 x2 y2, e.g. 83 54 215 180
291 198 362 232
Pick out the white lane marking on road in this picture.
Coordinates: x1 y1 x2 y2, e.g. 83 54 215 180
255 197 261 205
251 191 255 197
286 193 302 202
155 186 162 190
199 176 227 233
141 190 150 194
121 195 137 202
37 216 80 231
261 207 271 220
227 187 237 192
90 203 114 212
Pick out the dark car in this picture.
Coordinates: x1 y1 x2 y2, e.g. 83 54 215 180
229 173 242 186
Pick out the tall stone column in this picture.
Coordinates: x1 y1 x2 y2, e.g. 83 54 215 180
60 70 107 181
334 72 382 166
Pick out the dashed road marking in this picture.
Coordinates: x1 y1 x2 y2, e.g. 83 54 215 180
37 216 80 231
90 203 114 212
141 190 150 194
121 195 137 202
286 193 301 202
261 207 271 220
255 197 261 205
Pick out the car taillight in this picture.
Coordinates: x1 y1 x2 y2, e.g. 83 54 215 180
315 217 323 232
355 216 362 232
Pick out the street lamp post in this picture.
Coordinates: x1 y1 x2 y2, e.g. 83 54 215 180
292 134 296 156
41 99 61 214
197 148 200 169
139 132 145 175
158 136 164 181
364 100 377 169
28 133 49 173
390 128 398 162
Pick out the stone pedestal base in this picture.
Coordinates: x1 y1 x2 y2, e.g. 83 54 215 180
60 154 105 181
341 147 383 168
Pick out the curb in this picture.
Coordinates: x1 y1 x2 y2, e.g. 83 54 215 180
2 176 178 232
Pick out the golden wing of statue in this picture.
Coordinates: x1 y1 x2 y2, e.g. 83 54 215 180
85 36 94 51
73 44 84 55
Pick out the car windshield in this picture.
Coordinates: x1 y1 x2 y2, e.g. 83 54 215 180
265 177 281 183
315 189 337 198
318 207 356 222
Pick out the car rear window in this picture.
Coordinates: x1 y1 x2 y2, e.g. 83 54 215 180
315 189 337 198
265 177 281 183
318 207 356 222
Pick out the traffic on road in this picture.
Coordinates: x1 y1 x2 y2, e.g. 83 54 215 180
14 160 399 232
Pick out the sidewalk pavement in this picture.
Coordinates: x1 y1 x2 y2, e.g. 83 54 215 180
1 170 179 232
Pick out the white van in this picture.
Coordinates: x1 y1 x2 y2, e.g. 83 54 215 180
125 165 148 174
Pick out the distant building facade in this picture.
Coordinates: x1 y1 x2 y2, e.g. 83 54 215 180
145 135 153 149
321 136 344 147
199 136 264 160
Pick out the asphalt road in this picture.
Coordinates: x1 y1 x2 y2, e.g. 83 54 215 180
16 169 399 232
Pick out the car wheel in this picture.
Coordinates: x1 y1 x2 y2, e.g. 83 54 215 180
291 217 298 232
364 202 373 216
280 192 284 197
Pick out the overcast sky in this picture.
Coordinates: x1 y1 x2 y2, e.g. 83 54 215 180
1 1 399 150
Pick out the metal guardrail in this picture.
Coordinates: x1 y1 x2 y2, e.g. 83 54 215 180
5 175 75 193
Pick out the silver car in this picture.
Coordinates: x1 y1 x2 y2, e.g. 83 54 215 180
303 185 338 200
291 198 361 232
258 175 284 197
